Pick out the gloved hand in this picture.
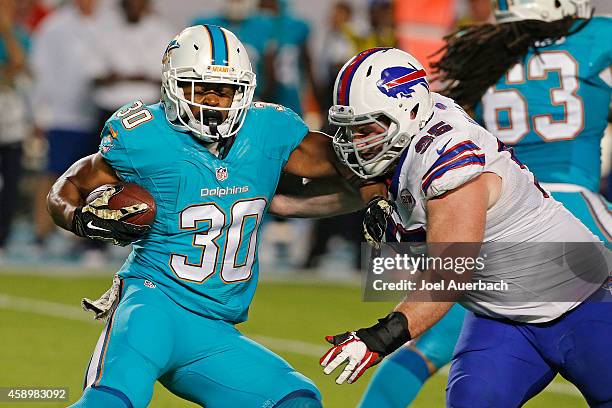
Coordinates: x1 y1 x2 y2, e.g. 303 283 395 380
363 196 395 249
72 184 150 246
320 332 381 384
320 312 410 384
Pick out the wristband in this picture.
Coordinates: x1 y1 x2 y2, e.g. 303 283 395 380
356 311 411 356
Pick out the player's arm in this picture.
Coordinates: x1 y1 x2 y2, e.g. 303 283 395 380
47 153 150 245
393 173 496 335
320 173 499 384
270 176 364 218
284 130 388 202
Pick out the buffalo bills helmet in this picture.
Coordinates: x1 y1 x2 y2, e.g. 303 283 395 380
330 48 433 179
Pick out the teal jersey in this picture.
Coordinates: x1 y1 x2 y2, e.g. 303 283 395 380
269 15 310 115
191 15 275 99
475 17 612 192
99 101 307 323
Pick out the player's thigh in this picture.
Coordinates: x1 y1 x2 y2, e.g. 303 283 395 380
81 278 176 408
413 303 466 370
161 325 320 408
550 191 611 243
552 292 612 406
446 312 555 408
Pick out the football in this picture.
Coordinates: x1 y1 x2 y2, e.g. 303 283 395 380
86 182 157 226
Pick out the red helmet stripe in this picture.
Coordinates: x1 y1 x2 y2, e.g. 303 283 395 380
337 48 389 106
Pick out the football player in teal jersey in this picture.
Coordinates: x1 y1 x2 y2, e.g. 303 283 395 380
47 25 383 408
259 0 317 116
358 0 611 407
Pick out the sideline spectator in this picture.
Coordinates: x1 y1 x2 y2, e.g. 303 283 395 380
192 0 276 101
16 0 51 34
93 0 172 129
319 1 360 118
30 0 102 255
456 0 493 26
359 0 397 49
301 2 364 272
0 0 31 257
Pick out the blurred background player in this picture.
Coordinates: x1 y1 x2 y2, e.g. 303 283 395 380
0 0 31 258
434 0 610 240
359 1 611 407
360 0 397 50
259 0 318 117
191 0 277 101
30 0 103 259
92 0 172 130
301 1 363 271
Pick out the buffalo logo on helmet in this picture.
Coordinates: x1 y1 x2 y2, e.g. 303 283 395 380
215 167 229 181
377 66 429 99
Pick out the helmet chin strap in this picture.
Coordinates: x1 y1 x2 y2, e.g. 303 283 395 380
202 109 223 136
200 109 237 159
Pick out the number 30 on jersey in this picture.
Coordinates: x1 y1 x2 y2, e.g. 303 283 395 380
169 198 267 284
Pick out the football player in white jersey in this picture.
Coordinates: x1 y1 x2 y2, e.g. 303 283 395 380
294 47 612 407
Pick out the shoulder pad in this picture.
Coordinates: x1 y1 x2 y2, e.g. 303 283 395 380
417 127 485 199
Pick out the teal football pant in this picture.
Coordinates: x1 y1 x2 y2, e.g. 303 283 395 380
70 278 321 408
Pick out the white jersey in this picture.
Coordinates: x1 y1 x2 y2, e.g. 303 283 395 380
387 93 609 323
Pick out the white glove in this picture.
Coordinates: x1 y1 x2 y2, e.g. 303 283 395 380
319 331 381 384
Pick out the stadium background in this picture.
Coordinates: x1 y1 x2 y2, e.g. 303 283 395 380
1 0 610 407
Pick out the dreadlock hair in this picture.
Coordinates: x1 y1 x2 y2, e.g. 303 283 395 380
431 16 591 111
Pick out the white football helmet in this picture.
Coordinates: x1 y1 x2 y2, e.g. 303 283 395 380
161 25 256 142
493 0 591 23
330 48 433 179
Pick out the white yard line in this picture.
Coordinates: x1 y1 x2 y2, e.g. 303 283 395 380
0 293 582 398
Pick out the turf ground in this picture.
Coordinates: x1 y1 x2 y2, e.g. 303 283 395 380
0 271 587 407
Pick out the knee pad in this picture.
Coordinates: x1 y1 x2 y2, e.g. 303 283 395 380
274 390 322 408
69 386 133 408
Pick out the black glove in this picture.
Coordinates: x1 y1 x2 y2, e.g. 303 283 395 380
72 185 151 246
363 196 395 249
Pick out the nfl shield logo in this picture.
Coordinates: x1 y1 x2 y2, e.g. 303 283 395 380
399 188 416 213
216 167 228 181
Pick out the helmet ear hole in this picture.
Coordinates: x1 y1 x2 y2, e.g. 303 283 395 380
410 104 419 120
554 0 561 7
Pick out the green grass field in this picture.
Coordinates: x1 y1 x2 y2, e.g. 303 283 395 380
0 271 587 407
